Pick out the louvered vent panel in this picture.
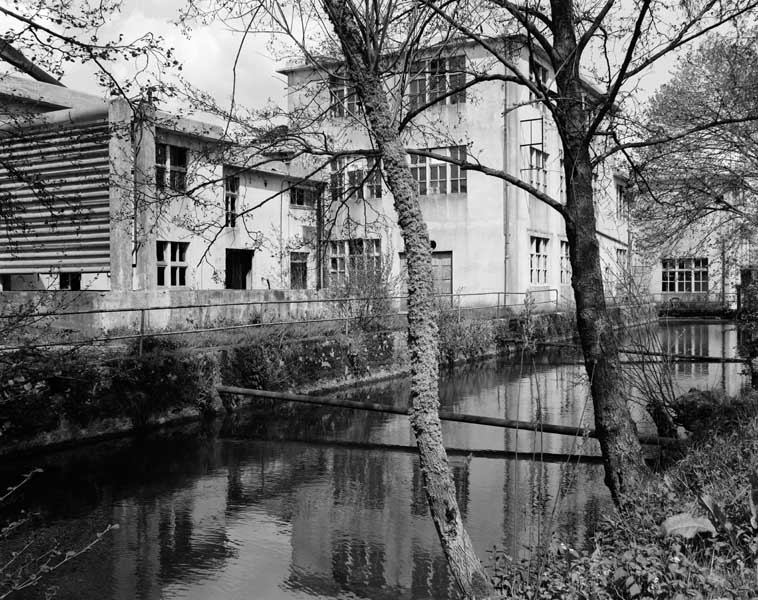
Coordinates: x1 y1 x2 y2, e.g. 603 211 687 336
0 120 111 273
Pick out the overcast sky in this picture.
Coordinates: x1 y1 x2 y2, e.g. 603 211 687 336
10 0 680 117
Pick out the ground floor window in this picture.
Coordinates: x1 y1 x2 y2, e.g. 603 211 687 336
59 272 81 291
328 238 381 286
398 250 452 298
530 236 549 285
560 241 571 284
157 241 189 287
290 252 308 289
661 257 708 293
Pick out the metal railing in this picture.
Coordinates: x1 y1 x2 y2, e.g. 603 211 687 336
1 289 562 353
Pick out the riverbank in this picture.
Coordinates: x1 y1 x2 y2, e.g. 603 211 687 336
493 390 758 598
0 304 649 457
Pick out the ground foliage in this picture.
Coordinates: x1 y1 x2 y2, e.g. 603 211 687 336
489 393 758 599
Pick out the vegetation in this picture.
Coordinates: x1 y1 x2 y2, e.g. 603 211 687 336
490 391 758 599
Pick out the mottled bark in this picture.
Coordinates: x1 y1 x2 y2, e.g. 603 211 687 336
321 2 492 597
552 0 650 502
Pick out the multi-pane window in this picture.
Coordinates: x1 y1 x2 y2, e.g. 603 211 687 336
530 236 549 285
407 55 466 109
291 186 318 208
449 146 467 193
328 238 381 286
616 248 628 270
410 153 427 195
156 143 188 192
59 272 81 291
224 170 239 228
615 183 626 219
560 241 571 285
290 252 308 289
528 147 548 192
347 169 365 200
366 158 382 199
529 62 549 103
157 241 189 287
329 75 360 117
409 146 467 195
661 258 708 293
330 157 346 202
559 153 566 204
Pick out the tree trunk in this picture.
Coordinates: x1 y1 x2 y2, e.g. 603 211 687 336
553 0 650 502
321 2 493 597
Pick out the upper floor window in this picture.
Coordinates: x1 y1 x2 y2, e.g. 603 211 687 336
60 272 81 291
329 157 382 202
615 182 627 219
291 186 318 209
224 169 239 228
329 75 361 117
408 55 466 110
528 147 548 192
156 143 187 192
409 146 467 196
529 62 549 103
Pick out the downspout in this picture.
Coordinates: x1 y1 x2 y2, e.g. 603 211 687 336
503 80 509 306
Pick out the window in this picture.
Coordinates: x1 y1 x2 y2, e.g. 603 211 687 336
290 252 308 289
559 152 566 204
615 183 626 219
449 146 467 193
410 153 427 195
347 169 365 200
366 158 382 199
330 158 346 202
224 170 239 227
409 146 467 196
529 62 549 103
328 238 381 286
407 55 466 109
291 186 317 208
528 147 548 192
560 241 571 285
616 248 627 269
156 143 188 192
530 236 549 285
661 258 708 293
157 241 189 287
60 272 81 291
329 75 360 117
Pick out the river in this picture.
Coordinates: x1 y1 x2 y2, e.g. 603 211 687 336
0 321 745 600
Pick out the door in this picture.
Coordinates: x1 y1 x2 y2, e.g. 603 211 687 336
225 249 254 289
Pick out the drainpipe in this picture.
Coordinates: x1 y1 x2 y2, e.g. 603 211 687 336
503 80 509 307
721 239 726 308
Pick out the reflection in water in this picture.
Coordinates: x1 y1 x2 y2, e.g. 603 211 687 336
0 322 742 600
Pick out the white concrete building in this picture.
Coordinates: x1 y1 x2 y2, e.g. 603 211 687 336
281 40 631 309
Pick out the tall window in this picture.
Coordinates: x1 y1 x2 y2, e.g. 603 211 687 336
328 238 381 286
156 143 188 192
290 252 308 289
615 183 626 219
409 146 467 196
157 241 189 287
224 170 239 228
366 158 382 199
330 157 346 202
329 75 360 117
559 152 566 204
661 258 708 293
407 55 466 109
616 248 628 269
528 147 548 192
530 236 549 284
529 62 549 103
560 241 571 284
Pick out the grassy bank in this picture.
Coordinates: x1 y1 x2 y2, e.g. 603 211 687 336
491 391 758 599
